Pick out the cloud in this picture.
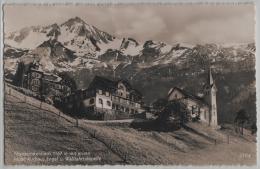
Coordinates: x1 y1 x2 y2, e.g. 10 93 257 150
172 11 255 44
114 10 167 41
4 4 255 44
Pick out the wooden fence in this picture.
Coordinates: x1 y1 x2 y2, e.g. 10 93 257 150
5 84 77 125
4 84 130 163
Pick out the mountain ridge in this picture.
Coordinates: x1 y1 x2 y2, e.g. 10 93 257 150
4 17 256 124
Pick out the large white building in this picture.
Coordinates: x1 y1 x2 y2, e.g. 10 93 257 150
64 76 144 120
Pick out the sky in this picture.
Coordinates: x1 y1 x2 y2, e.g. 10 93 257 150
3 4 255 44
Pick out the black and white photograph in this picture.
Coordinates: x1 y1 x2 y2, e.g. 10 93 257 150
1 1 257 166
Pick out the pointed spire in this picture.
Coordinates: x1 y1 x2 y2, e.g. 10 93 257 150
209 67 214 86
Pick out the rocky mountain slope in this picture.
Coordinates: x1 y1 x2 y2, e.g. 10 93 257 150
4 17 256 124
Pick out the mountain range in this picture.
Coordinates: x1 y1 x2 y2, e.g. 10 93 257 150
4 17 256 124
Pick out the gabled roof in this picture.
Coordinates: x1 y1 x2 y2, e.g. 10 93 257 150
117 79 132 90
44 73 62 82
117 79 142 96
88 76 117 92
88 76 142 97
29 68 62 83
168 87 207 105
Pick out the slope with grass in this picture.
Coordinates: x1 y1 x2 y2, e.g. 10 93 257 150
4 94 123 165
4 89 256 165
79 120 256 165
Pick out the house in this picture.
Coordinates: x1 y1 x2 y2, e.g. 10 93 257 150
167 68 218 127
167 87 209 122
63 76 144 120
25 68 71 100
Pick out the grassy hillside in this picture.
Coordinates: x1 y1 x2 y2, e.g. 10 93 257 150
4 95 123 165
79 121 256 165
4 91 256 165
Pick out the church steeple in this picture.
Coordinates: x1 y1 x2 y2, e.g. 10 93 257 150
209 68 214 86
208 67 218 127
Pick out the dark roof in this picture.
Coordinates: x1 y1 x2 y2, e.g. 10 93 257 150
117 79 132 90
29 68 62 83
88 76 117 92
44 73 62 82
168 87 207 105
88 76 142 97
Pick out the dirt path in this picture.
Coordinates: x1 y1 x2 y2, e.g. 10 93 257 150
4 95 123 165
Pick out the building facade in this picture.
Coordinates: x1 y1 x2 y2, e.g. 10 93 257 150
25 68 71 101
168 69 218 127
63 76 144 120
168 87 210 122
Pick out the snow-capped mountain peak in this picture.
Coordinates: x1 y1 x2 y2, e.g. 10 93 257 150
4 16 255 76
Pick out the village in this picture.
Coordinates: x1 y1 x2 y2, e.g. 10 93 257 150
8 59 221 130
2 4 257 166
4 59 257 165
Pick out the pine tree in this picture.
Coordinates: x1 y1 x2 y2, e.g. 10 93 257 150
13 61 25 87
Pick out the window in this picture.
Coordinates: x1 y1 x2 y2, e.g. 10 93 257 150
126 108 129 113
105 92 110 97
85 91 89 97
32 79 39 85
99 98 103 105
31 86 38 92
90 98 94 104
107 101 111 106
32 72 36 78
175 94 178 98
118 84 124 90
191 106 195 114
